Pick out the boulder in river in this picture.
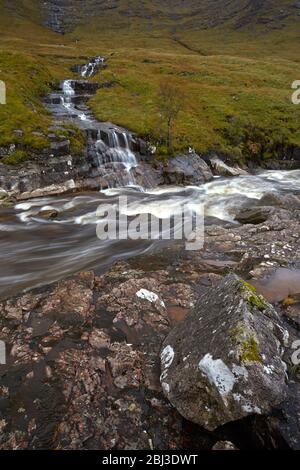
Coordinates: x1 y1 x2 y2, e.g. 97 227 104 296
210 155 248 177
160 274 287 431
38 208 59 219
163 153 213 185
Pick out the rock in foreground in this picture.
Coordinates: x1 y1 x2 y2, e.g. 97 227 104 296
160 274 287 431
235 206 275 224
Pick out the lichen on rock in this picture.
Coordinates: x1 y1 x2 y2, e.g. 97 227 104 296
160 273 287 431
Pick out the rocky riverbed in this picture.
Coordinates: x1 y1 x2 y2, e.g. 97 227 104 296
0 188 300 449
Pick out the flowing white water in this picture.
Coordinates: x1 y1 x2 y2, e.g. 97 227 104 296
0 170 299 298
31 62 300 301
81 56 105 78
258 169 300 190
57 78 138 185
96 130 138 185
61 80 75 109
60 79 91 123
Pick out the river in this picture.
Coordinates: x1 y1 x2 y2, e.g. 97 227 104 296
0 169 299 299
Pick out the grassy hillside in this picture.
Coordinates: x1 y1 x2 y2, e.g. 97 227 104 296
89 44 300 161
0 0 86 161
0 0 299 164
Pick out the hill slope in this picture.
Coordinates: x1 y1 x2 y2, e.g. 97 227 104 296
0 0 299 164
41 0 300 32
2 0 300 33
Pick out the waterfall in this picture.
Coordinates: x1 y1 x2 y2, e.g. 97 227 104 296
81 56 105 78
61 80 75 109
46 58 142 189
95 130 138 186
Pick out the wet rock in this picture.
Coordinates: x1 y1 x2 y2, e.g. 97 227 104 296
160 274 287 431
235 206 275 224
72 81 100 95
0 264 188 450
71 56 105 78
38 208 59 219
0 154 89 200
210 156 248 177
50 140 70 156
163 153 213 185
0 188 8 200
134 163 164 187
18 180 77 199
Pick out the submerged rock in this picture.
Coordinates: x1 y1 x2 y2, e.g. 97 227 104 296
160 274 287 431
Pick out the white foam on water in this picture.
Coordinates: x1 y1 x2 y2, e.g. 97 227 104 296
81 56 105 78
61 80 75 110
259 169 300 190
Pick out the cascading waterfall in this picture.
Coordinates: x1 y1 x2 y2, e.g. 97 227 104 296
95 130 138 186
46 56 142 188
81 56 105 78
61 80 75 109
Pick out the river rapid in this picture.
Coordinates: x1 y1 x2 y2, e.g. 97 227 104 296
0 169 299 299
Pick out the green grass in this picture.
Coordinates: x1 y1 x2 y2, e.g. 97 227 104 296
0 51 53 148
0 0 299 164
0 49 85 162
89 45 300 160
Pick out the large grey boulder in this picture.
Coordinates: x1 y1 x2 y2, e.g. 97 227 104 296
163 153 213 185
160 274 287 431
210 156 248 177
